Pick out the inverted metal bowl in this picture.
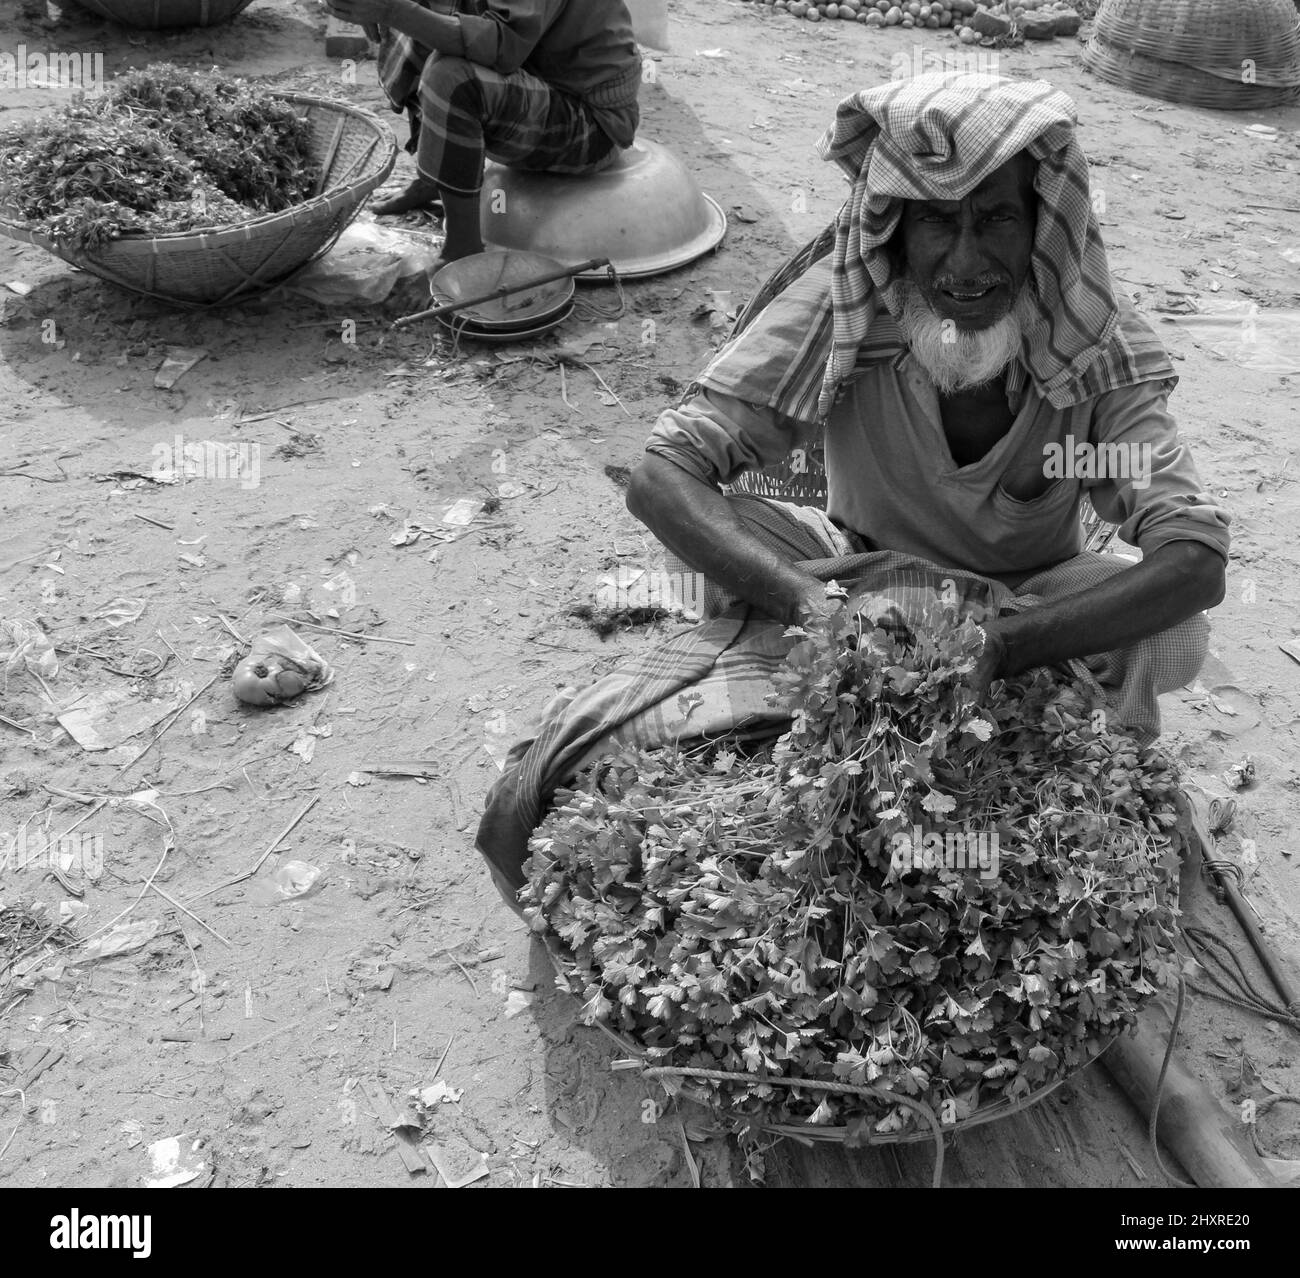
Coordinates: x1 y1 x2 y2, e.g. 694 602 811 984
480 139 726 280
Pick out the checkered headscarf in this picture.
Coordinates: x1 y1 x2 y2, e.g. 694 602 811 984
820 71 1121 415
698 72 1174 424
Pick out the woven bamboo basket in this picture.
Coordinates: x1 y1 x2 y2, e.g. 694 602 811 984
1084 0 1300 108
1082 33 1300 108
1093 0 1300 75
71 0 256 27
696 222 1121 554
0 94 397 309
539 930 1118 1185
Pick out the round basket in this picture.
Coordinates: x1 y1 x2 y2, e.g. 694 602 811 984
539 931 1119 1184
70 0 257 27
1093 0 1300 74
1082 32 1300 109
0 93 398 309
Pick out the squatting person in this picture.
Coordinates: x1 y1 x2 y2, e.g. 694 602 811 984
627 71 1230 744
325 0 642 265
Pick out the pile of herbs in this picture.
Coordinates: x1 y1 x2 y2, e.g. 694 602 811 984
0 64 318 252
522 599 1184 1142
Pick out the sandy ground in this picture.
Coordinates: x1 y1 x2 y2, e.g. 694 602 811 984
1 0 1299 1189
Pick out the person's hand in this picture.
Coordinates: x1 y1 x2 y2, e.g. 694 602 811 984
792 581 849 634
968 621 1008 701
324 0 397 28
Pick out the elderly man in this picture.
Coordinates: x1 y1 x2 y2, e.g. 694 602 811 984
627 72 1228 742
326 0 640 263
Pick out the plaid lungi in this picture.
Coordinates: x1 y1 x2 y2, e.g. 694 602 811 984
476 498 1209 907
402 54 621 195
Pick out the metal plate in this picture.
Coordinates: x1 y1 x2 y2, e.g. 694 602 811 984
437 299 574 345
429 250 574 331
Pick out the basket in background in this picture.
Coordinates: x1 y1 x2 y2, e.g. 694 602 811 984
71 0 257 27
1083 0 1300 109
0 94 398 309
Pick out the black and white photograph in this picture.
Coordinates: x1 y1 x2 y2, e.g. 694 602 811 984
0 0 1296 1231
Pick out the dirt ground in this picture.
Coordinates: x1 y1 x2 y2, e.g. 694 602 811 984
1 0 1299 1189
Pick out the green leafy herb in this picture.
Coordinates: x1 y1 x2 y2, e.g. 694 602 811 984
523 596 1183 1138
0 64 318 252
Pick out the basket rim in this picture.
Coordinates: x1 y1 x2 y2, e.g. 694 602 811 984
71 0 257 23
0 91 397 255
1082 34 1300 107
538 928 1126 1144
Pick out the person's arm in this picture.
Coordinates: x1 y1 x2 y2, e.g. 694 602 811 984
629 388 841 626
627 454 835 627
325 0 464 58
974 540 1225 694
329 0 550 70
976 378 1230 694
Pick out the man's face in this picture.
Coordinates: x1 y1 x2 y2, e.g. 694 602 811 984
898 153 1037 332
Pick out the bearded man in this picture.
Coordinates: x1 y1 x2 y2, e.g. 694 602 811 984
626 72 1229 742
326 0 641 264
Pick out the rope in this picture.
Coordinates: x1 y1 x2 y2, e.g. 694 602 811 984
1147 974 1196 1188
1181 925 1300 1030
1250 1094 1300 1162
570 262 627 322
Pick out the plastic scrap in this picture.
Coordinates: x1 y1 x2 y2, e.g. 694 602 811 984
1 619 58 682
271 860 323 900
56 681 192 751
279 220 442 307
144 1135 207 1188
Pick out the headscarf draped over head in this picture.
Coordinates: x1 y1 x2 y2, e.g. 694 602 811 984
697 71 1174 424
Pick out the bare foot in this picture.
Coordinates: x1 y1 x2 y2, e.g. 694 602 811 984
371 178 443 217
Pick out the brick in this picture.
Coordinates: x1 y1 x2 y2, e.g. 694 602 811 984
1050 9 1082 37
969 6 1012 37
325 15 371 59
1020 12 1057 39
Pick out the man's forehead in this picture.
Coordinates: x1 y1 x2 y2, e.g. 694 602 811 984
910 154 1036 207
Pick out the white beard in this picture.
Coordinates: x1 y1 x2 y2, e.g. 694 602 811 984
895 280 1037 394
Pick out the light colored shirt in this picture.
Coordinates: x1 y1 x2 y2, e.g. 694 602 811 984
646 360 1231 580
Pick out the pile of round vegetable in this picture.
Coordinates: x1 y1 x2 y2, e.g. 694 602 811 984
743 0 1081 43
747 0 977 29
524 599 1184 1142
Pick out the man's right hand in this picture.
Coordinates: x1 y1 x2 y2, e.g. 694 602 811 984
793 583 849 633
626 454 836 627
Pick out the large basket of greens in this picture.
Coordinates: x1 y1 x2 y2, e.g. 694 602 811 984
0 66 398 308
67 0 256 29
523 596 1185 1176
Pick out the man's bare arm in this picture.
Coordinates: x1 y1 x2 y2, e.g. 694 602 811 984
978 540 1225 691
626 455 833 626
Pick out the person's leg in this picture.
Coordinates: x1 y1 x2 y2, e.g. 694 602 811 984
370 101 443 217
373 55 503 254
478 76 619 177
396 57 598 261
379 56 623 255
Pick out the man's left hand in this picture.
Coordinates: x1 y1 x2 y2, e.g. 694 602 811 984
968 622 1008 701
324 0 397 28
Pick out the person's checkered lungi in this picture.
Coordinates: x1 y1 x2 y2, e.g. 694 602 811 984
408 54 621 196
665 493 1210 745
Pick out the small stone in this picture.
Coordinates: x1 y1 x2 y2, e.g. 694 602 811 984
969 6 1012 37
1020 12 1056 39
1050 8 1081 36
